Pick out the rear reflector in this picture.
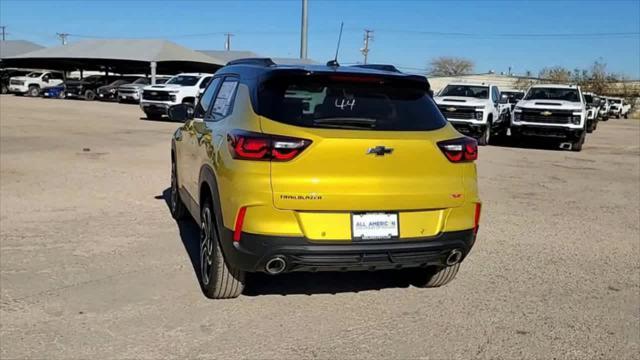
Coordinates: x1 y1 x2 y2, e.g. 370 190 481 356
228 130 311 161
233 207 247 242
474 203 482 235
437 137 478 163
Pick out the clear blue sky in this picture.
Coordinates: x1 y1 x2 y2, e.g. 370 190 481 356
2 0 639 77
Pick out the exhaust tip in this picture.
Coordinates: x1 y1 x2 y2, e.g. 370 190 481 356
265 256 287 275
446 249 463 266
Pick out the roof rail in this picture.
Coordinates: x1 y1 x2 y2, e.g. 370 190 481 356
226 58 275 67
351 64 402 73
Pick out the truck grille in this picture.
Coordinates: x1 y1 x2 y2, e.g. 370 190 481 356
143 90 170 101
520 109 574 124
438 105 476 120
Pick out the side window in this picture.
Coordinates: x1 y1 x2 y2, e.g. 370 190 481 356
199 76 212 89
195 77 221 118
42 73 50 81
491 87 499 102
210 78 239 120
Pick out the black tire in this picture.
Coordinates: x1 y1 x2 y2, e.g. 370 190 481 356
170 156 188 220
84 90 96 101
1 84 7 94
570 131 585 152
602 116 609 122
411 263 461 288
199 200 245 299
477 122 491 146
28 85 40 97
586 121 594 133
624 113 628 119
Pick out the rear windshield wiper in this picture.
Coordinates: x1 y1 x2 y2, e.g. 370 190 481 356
312 117 377 129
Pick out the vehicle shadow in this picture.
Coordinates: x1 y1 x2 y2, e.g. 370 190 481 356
489 135 569 151
157 188 415 297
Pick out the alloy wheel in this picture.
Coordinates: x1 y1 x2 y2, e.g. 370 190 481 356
200 207 214 286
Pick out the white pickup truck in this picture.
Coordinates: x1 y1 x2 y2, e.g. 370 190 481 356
434 82 510 145
8 71 65 97
583 92 601 132
139 73 213 120
511 84 587 151
608 97 631 119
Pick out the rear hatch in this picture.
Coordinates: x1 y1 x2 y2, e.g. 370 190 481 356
257 71 467 212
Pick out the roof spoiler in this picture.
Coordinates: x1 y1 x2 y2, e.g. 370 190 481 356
350 64 402 73
226 58 276 67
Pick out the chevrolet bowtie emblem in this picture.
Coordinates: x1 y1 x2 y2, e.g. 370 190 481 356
541 111 552 116
446 107 457 112
367 146 394 156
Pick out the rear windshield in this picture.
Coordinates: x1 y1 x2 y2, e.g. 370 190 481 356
257 74 447 131
440 85 489 99
525 87 580 102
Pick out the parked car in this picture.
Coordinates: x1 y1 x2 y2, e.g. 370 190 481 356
97 77 140 101
117 76 170 104
41 83 66 99
621 100 632 118
167 59 482 299
65 75 110 100
598 97 610 121
511 84 587 151
1 69 31 94
608 97 626 118
7 71 65 97
583 92 601 132
500 89 525 111
139 73 213 119
434 82 510 145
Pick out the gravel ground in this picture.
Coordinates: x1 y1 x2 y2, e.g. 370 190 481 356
1 96 639 359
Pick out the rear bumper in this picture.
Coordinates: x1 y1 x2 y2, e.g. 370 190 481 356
220 229 477 273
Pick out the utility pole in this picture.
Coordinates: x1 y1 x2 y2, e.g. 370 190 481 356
56 33 69 45
224 33 233 51
360 29 373 64
300 0 308 59
0 26 6 41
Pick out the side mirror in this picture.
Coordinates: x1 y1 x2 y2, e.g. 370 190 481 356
167 104 194 122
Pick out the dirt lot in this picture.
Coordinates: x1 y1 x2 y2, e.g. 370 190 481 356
1 96 639 359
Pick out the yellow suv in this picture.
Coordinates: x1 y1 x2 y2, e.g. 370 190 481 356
169 59 481 299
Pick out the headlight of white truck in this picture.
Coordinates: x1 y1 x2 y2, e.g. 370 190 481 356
571 112 582 125
513 107 522 121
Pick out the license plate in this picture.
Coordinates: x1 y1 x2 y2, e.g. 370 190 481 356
352 213 399 240
44 92 49 96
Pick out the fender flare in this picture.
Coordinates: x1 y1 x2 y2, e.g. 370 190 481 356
199 164 225 233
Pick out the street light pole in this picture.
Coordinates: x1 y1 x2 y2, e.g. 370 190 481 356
300 0 308 59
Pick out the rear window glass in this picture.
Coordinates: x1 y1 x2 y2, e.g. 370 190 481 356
257 74 446 131
440 85 489 99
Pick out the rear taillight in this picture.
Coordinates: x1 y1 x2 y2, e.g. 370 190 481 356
227 130 311 161
437 137 478 163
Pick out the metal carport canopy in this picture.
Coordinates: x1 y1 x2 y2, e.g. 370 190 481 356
1 39 225 82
